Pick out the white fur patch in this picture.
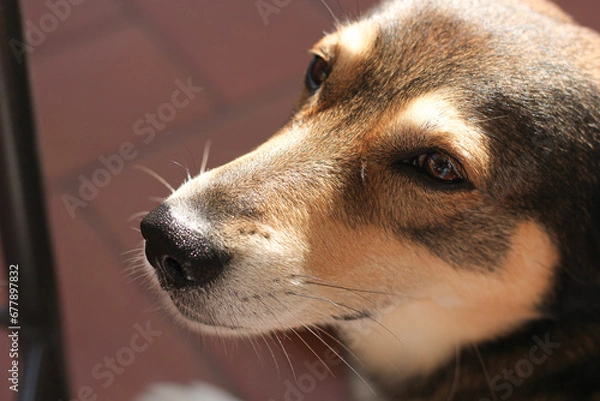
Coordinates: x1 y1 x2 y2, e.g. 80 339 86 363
136 383 242 401
398 92 490 180
338 21 377 57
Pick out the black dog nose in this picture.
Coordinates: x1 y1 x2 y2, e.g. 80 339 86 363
140 204 230 290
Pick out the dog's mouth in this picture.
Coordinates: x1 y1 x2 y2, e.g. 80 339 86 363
332 311 372 321
161 276 375 331
168 296 246 331
166 294 373 335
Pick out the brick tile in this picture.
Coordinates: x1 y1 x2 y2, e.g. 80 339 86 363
44 194 216 400
0 333 16 401
307 0 381 20
132 0 331 102
555 0 600 31
19 0 122 57
20 0 119 34
86 82 299 250
199 333 350 401
31 22 212 181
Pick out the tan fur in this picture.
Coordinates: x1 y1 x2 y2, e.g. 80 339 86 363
395 92 490 183
335 21 379 58
341 222 557 380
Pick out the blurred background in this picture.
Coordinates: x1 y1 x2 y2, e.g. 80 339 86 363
0 0 599 400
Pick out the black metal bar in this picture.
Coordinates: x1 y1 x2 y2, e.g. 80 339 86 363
20 343 45 401
0 1 70 400
0 306 8 326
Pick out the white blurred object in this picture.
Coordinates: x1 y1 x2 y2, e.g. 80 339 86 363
136 382 243 401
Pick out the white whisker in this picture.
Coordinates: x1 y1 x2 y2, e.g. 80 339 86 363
274 332 297 382
312 325 364 367
127 211 149 222
473 345 497 401
291 274 421 300
295 316 375 394
319 0 341 25
446 345 461 401
289 291 404 347
260 334 280 377
200 140 212 175
288 325 334 377
134 164 175 193
121 246 145 256
173 160 192 182
247 336 263 364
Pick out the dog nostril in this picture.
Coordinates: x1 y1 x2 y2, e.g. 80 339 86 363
162 256 184 277
141 204 230 290
161 255 213 283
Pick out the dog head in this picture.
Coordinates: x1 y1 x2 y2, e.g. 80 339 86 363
140 0 600 376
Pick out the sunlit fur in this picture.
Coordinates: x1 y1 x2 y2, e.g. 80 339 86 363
137 0 600 399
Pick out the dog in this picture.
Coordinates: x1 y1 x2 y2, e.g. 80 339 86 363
139 0 600 399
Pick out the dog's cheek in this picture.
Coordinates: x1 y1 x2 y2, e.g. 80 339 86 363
335 167 513 271
403 208 515 270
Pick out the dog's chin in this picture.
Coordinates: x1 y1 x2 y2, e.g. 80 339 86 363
155 286 288 337
160 294 251 336
157 284 374 338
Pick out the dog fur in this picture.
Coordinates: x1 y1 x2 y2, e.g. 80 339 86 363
140 0 600 399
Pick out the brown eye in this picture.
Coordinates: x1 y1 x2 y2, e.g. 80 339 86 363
305 55 330 92
415 153 464 183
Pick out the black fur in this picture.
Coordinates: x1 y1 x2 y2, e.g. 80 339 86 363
378 320 600 400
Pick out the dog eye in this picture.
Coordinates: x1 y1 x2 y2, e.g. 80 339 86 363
411 153 464 183
305 55 330 92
